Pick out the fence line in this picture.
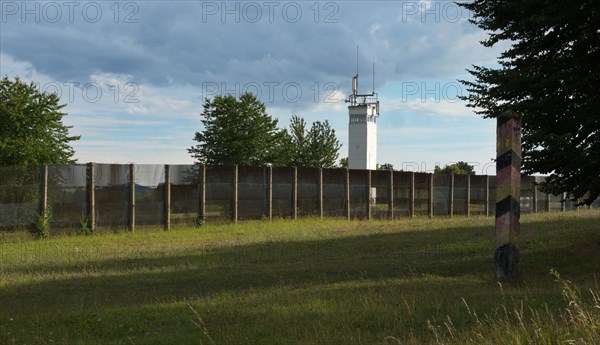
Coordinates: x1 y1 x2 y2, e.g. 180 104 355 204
0 163 598 231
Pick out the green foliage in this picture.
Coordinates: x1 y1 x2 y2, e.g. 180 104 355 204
281 115 342 168
378 163 394 171
0 76 80 165
338 156 348 168
188 93 287 166
434 161 475 175
31 208 51 239
195 213 205 227
459 0 600 205
77 216 93 236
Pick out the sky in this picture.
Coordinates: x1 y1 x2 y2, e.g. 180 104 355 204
0 0 508 174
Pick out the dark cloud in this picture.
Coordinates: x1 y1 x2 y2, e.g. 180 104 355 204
1 1 497 108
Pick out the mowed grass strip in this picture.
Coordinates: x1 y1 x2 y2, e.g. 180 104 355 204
0 211 599 344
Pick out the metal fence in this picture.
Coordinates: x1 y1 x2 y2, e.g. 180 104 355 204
1 163 598 231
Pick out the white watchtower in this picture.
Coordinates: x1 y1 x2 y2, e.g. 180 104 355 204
346 65 380 170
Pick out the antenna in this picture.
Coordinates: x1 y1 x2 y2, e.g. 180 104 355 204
356 45 359 76
372 63 375 94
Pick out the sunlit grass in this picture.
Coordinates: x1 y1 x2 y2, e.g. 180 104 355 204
1 210 599 344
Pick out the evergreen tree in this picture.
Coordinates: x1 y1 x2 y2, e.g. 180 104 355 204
459 0 600 204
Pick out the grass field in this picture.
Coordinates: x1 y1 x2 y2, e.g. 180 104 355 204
1 210 599 344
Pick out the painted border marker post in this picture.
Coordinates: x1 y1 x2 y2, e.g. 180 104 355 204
495 110 521 280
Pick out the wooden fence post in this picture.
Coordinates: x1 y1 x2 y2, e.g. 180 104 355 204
428 173 434 218
164 164 170 231
129 163 135 232
87 162 96 230
233 165 238 223
495 110 521 280
346 168 351 220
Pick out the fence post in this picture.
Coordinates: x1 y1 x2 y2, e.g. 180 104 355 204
409 172 415 218
87 163 96 230
428 173 434 218
39 164 48 217
367 170 372 220
267 166 273 221
164 164 170 231
485 175 490 217
292 167 298 220
495 110 521 280
198 164 206 222
546 192 551 212
318 168 323 219
466 174 471 217
561 192 567 212
129 163 135 232
346 168 351 220
449 174 454 218
532 177 538 213
233 165 238 223
389 170 394 219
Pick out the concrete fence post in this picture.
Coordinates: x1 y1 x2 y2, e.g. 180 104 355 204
466 174 471 217
233 165 238 223
267 166 273 221
129 163 135 232
318 168 324 219
485 175 490 217
367 170 372 220
409 172 415 218
39 164 48 217
449 174 454 218
428 173 434 218
164 164 171 231
293 167 298 220
198 164 206 222
86 162 96 230
346 168 351 220
389 170 394 219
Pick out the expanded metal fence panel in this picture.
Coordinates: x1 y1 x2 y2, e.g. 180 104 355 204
393 172 410 218
453 175 468 215
47 164 87 229
0 165 40 229
520 176 535 214
170 165 198 227
488 176 497 216
349 169 368 219
371 170 391 219
414 173 429 216
238 166 266 220
205 165 234 221
322 168 346 217
297 168 319 217
135 165 165 226
95 164 129 228
470 175 488 216
433 174 450 216
272 167 293 218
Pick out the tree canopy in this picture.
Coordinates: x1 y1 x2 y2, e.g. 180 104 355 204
188 94 342 168
188 93 287 166
0 76 80 165
459 0 600 204
434 161 476 175
282 115 341 168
